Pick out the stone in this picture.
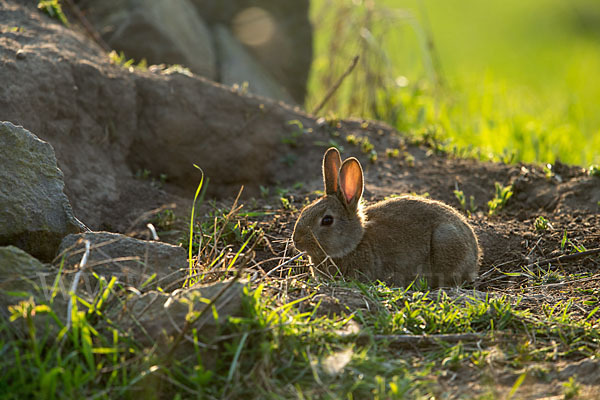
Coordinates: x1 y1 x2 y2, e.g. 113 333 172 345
0 246 59 336
80 0 217 80
213 24 295 104
124 280 246 353
58 232 188 290
191 0 313 103
0 245 51 298
0 122 86 261
0 1 315 230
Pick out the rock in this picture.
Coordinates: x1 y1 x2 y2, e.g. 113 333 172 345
58 232 188 290
0 245 60 335
191 0 313 103
80 0 312 103
81 0 217 80
559 358 600 385
0 122 86 261
0 245 51 298
0 244 244 365
213 24 295 104
124 280 246 357
0 1 314 230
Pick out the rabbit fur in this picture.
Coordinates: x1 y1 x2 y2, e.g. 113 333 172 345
292 147 480 287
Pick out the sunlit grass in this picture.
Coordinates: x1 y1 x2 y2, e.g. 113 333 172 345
308 0 600 166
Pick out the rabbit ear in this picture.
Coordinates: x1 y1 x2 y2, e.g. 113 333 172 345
338 158 363 210
322 147 342 195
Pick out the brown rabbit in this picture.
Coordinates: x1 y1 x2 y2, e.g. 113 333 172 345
292 147 480 287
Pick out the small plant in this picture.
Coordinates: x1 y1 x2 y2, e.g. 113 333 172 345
345 135 374 155
533 216 551 232
562 377 580 399
259 185 270 199
38 0 68 26
368 149 378 163
135 168 151 180
231 81 249 95
454 188 476 216
314 138 343 151
280 196 291 210
487 182 513 215
589 164 600 177
403 152 415 167
560 229 568 251
108 50 147 70
543 164 554 181
283 120 308 147
151 209 176 231
346 134 358 145
386 148 400 158
360 137 374 154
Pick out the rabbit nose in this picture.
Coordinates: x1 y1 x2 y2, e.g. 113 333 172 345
292 235 306 250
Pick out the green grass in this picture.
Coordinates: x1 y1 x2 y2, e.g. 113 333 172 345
2 190 599 397
308 0 600 166
3 275 599 398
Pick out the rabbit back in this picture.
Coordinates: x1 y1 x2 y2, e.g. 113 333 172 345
332 195 480 287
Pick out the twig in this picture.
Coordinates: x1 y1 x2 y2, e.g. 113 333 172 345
66 240 90 330
264 252 305 277
354 333 485 346
62 0 111 52
312 55 360 115
524 248 600 269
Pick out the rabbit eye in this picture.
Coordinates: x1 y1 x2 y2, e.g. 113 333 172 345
321 215 334 226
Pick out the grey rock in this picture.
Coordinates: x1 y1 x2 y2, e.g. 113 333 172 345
0 246 59 335
0 1 314 230
559 358 600 385
0 245 52 296
80 0 217 80
214 24 295 104
124 280 246 364
0 122 86 261
58 232 188 290
191 0 313 103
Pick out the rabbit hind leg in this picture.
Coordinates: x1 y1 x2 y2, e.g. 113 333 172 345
431 222 479 286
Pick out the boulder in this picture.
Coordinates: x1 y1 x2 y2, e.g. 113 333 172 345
80 0 217 80
213 24 295 104
79 0 312 104
0 1 314 230
124 280 246 357
0 245 60 336
0 244 245 364
0 122 86 261
58 232 188 290
0 245 51 299
191 0 313 103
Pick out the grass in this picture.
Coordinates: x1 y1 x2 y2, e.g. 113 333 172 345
2 188 599 398
307 0 600 167
3 269 599 398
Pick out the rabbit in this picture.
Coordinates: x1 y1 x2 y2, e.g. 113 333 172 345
292 147 481 287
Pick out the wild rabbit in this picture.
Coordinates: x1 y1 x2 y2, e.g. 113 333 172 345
292 147 480 287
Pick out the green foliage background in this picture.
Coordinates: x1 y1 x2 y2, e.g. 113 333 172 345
308 0 600 166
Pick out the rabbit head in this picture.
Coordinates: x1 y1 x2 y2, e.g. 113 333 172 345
292 147 366 261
